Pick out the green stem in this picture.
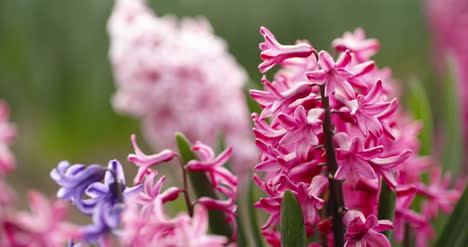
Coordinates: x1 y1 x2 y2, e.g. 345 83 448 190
319 85 345 247
176 156 194 217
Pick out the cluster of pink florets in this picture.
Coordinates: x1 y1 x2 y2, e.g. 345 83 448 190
108 0 256 174
251 27 462 246
120 135 238 247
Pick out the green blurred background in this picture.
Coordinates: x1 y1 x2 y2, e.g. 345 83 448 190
0 0 439 197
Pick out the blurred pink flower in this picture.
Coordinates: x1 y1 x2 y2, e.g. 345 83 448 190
0 191 80 247
108 0 256 174
0 101 16 175
332 28 380 63
427 0 468 174
121 176 227 247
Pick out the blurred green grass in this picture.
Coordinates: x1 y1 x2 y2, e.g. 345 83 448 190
0 0 439 195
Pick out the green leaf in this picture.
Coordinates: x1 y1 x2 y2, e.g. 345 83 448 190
175 132 198 163
175 133 233 238
407 76 433 156
281 190 306 247
378 180 396 239
434 186 468 247
440 59 462 174
248 177 265 247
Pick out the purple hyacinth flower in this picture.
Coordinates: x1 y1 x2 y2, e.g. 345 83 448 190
81 160 142 242
52 160 142 243
50 161 107 215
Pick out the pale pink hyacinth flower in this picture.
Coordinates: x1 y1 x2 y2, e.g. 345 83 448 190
343 210 393 247
108 0 257 175
0 101 16 175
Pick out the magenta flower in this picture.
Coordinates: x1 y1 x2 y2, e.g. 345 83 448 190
305 50 355 98
336 80 398 137
332 28 380 63
250 76 314 119
287 175 328 226
258 26 315 73
334 132 383 186
0 101 16 175
343 210 392 247
277 106 323 161
128 134 176 185
370 149 412 189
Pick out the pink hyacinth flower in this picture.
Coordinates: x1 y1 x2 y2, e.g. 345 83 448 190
370 149 412 189
334 132 384 186
259 26 315 73
292 175 329 226
128 134 176 185
332 28 380 63
336 80 398 137
277 106 323 161
343 210 393 247
305 50 355 98
136 171 181 215
186 142 237 188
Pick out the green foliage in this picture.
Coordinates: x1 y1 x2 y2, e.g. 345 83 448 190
281 190 306 247
248 177 265 247
434 187 468 247
378 180 396 239
407 77 433 155
440 59 462 174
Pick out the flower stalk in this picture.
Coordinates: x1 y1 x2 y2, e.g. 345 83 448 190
320 84 346 247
